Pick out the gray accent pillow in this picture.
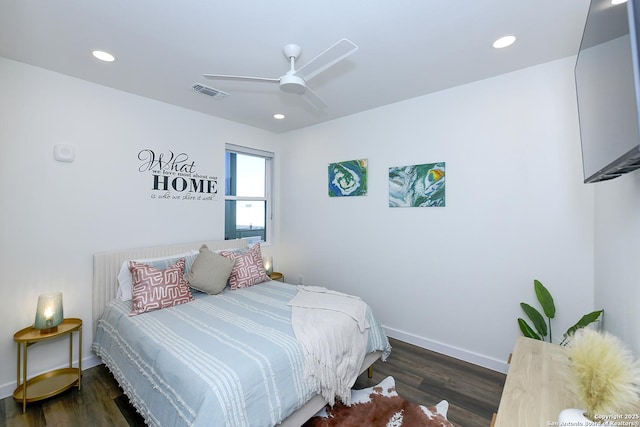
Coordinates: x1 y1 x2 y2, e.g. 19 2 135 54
185 244 236 295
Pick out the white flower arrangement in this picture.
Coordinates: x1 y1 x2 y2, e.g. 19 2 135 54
565 328 640 421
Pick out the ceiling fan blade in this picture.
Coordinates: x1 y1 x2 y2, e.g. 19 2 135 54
295 39 358 82
203 74 279 84
303 87 328 110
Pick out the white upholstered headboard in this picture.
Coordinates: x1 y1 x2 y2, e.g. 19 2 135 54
92 238 248 332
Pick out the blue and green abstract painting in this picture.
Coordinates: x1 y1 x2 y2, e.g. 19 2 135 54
388 162 445 207
328 159 368 197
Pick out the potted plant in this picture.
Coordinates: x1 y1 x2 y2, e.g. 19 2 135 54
559 328 640 423
517 279 603 345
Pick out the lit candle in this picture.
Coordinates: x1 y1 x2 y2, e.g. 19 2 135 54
44 306 53 326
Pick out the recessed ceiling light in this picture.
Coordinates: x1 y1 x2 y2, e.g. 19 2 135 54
92 50 115 62
493 35 516 49
611 0 627 4
273 113 285 120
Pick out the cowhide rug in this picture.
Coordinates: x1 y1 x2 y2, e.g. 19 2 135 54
304 376 455 427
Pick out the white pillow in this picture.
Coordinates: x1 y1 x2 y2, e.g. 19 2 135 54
116 250 198 301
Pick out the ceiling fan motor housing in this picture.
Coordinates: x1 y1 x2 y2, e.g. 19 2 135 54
280 74 306 94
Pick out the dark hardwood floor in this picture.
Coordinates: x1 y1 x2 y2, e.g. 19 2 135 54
353 339 506 427
0 338 505 427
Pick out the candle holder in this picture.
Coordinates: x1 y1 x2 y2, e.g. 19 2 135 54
34 292 64 334
263 256 273 276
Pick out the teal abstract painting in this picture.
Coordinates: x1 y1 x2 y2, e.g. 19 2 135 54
328 159 368 197
389 162 445 207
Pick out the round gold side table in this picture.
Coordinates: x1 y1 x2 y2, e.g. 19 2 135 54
269 272 284 282
13 317 82 413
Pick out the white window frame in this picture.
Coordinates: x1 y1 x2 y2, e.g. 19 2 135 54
224 144 273 244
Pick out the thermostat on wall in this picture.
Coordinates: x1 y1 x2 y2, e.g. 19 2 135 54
53 144 75 162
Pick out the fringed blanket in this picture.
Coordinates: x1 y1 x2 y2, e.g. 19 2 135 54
289 286 370 406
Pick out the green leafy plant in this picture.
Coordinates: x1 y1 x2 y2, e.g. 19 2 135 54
517 279 603 346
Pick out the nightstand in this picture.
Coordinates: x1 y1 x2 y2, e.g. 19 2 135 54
269 272 284 282
13 318 82 413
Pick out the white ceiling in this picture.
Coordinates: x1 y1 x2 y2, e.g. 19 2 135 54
0 1 591 133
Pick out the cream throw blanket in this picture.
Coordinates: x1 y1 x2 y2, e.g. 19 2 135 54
288 285 370 406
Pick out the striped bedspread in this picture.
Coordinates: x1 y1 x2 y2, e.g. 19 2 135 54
92 280 391 427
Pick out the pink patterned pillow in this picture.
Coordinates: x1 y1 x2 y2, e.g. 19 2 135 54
219 244 270 290
129 258 194 316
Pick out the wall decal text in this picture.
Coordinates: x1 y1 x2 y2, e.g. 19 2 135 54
138 149 218 201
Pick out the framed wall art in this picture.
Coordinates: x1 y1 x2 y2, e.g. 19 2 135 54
389 162 445 207
328 159 368 197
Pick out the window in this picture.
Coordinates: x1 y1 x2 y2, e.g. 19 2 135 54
225 145 273 244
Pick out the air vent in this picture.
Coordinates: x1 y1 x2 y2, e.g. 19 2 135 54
192 83 229 98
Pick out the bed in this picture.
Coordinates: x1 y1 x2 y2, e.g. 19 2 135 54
91 238 391 427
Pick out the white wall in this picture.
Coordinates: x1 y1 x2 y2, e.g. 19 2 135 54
277 57 595 372
3 52 626 400
593 172 640 357
0 57 280 398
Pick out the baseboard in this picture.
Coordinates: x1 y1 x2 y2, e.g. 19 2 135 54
383 325 509 374
0 354 102 400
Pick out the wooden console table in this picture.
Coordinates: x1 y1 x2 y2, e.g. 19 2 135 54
493 336 583 426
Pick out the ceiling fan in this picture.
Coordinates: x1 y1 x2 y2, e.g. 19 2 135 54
204 39 358 110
